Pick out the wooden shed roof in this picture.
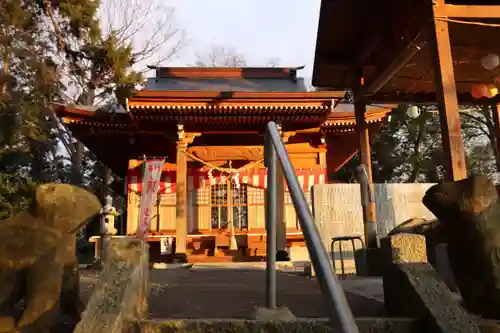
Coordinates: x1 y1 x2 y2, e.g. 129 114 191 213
313 0 500 103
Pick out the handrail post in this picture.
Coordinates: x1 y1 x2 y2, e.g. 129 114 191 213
265 135 277 309
266 121 359 333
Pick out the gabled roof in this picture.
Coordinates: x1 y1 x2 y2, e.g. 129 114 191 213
126 90 344 117
146 66 310 92
53 102 393 130
148 66 306 79
51 101 393 176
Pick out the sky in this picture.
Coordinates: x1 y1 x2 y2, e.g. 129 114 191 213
121 0 322 84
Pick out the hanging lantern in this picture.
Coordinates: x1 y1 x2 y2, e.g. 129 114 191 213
481 53 500 70
471 84 488 99
406 105 421 119
486 84 499 98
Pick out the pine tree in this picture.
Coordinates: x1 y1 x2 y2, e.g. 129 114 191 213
0 0 64 218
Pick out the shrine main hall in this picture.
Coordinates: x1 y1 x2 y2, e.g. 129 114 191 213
55 66 391 262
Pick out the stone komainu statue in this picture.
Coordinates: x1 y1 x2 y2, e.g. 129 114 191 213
422 175 500 319
0 183 101 333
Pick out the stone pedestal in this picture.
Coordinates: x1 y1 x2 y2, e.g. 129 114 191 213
380 233 481 332
381 233 428 316
74 238 149 333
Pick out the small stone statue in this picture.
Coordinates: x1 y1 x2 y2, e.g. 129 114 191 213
422 175 500 319
100 195 119 237
0 183 101 332
98 195 120 262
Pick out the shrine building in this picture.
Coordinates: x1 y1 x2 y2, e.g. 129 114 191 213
54 66 391 263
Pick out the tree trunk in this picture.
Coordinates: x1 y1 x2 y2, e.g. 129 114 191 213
1 50 9 104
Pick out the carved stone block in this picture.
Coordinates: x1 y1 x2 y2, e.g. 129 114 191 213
380 233 427 268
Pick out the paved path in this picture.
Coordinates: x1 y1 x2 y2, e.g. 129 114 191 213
80 268 385 319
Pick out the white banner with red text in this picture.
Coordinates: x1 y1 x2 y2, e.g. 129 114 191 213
136 159 164 239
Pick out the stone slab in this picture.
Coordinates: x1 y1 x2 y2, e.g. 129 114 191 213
74 238 149 333
390 263 481 333
137 318 418 333
252 307 296 321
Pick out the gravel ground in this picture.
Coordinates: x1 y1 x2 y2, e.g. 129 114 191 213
79 268 385 319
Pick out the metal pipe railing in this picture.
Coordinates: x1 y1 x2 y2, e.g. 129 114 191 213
264 121 359 333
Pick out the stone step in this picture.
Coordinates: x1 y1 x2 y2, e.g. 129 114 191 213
137 318 418 333
136 318 500 333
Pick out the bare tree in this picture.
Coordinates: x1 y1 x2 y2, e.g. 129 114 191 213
43 0 185 178
195 45 282 69
99 0 185 72
195 45 247 67
265 57 281 68
42 0 184 107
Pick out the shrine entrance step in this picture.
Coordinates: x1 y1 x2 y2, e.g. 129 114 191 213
137 318 418 333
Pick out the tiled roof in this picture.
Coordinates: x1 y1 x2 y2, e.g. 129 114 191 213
146 66 310 92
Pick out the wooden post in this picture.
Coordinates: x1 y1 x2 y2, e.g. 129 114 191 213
275 125 289 261
174 124 189 262
174 126 199 262
354 87 378 249
175 140 188 261
492 104 500 171
276 164 288 259
430 0 467 181
324 135 336 183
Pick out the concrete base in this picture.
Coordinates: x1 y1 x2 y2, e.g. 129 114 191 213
172 253 188 264
365 248 384 276
289 246 309 261
252 307 296 321
151 263 193 270
276 250 290 262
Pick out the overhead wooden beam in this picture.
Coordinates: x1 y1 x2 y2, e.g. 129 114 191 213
434 4 500 18
366 91 499 105
364 32 427 96
430 0 467 181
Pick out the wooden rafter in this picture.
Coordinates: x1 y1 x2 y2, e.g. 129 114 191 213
431 0 467 181
364 31 428 96
434 4 500 18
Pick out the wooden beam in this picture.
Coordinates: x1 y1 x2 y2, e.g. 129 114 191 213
492 104 500 172
434 4 500 18
364 32 427 96
430 1 467 181
354 85 377 249
366 92 494 105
